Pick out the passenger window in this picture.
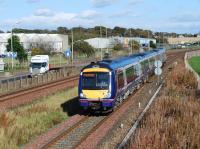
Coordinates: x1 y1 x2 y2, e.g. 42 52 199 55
125 66 135 84
117 72 124 89
134 64 141 77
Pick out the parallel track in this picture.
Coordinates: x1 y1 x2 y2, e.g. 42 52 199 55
0 75 79 110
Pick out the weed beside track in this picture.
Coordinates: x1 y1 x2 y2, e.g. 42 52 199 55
129 63 200 149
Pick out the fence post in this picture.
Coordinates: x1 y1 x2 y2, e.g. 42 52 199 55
37 76 39 85
26 76 28 87
20 76 22 88
42 75 44 83
14 77 16 90
7 79 9 92
0 80 2 93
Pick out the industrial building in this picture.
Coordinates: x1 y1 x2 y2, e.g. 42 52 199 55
84 37 156 49
0 33 69 54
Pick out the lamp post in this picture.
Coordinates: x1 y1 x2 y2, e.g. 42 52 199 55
100 26 103 60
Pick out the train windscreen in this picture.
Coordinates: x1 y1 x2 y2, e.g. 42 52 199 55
82 72 110 90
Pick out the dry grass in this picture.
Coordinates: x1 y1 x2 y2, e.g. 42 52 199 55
0 87 77 149
129 63 200 149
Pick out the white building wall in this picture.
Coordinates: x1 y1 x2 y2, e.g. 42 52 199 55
0 33 69 54
85 37 156 49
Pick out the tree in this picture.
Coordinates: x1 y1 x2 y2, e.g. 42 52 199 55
150 41 157 49
29 42 51 55
73 40 95 57
113 43 123 51
6 35 27 63
129 40 140 51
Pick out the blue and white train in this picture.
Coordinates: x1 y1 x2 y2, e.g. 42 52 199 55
78 48 166 111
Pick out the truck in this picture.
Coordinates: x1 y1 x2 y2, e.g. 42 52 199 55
29 55 49 75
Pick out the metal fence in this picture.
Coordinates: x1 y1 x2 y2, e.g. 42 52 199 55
0 66 82 94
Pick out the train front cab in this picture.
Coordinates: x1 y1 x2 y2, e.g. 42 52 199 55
79 67 116 111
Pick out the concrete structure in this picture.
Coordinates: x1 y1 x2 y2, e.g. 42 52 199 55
168 37 200 45
85 37 156 49
0 33 69 54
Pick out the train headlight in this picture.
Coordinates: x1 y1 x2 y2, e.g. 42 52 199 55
80 93 86 98
105 92 111 98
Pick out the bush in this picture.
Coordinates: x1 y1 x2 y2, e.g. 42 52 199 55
113 43 123 51
73 40 95 57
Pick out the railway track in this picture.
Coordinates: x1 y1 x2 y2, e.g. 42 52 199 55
25 51 184 149
0 75 79 111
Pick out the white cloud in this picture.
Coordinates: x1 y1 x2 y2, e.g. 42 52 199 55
34 8 54 16
91 0 118 8
1 9 100 30
81 10 101 19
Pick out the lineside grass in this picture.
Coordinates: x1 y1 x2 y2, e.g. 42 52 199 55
129 63 200 148
188 56 200 75
0 87 78 149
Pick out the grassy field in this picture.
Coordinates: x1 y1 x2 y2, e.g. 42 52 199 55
188 56 200 75
129 62 200 148
0 87 78 149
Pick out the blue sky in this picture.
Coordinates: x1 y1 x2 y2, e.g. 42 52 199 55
0 0 200 33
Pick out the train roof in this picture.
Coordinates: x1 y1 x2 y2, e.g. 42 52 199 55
83 48 165 71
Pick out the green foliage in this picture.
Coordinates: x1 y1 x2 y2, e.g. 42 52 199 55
73 40 95 57
31 48 49 56
129 40 140 51
150 40 157 48
113 43 123 51
6 35 27 63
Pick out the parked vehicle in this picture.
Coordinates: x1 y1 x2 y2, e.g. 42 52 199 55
78 48 166 111
29 55 49 75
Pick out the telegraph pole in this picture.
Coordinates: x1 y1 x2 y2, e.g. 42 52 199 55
130 29 133 54
100 26 103 60
11 29 13 70
71 29 74 64
106 27 108 53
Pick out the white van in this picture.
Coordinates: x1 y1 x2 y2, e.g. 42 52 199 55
30 55 49 75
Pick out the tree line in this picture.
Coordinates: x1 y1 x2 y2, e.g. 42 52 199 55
1 26 173 44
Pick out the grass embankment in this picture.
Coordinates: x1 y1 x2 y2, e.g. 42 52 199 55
0 87 77 149
188 56 200 75
129 63 200 148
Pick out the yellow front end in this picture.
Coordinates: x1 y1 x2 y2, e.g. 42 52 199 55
81 67 110 101
82 90 109 100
